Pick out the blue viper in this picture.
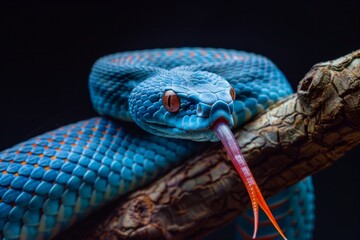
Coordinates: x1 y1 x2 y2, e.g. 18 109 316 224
0 48 314 239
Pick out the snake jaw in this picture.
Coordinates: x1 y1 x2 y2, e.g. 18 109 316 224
211 120 287 240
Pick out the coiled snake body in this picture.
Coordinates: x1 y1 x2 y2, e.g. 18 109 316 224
0 48 315 239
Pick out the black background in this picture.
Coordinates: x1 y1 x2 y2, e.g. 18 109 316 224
0 1 359 239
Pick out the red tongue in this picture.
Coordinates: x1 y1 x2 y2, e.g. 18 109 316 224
211 120 287 240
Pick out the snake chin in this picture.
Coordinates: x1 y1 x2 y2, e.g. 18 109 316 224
145 121 218 142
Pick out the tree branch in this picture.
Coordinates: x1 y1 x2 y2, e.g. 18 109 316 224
58 50 360 240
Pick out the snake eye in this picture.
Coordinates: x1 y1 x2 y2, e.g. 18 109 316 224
230 86 236 100
162 90 181 113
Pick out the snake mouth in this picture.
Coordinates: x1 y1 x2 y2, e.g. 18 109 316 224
210 117 230 129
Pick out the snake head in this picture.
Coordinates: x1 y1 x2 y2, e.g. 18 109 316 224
129 70 235 142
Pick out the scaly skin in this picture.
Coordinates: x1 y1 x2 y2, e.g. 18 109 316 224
0 48 314 239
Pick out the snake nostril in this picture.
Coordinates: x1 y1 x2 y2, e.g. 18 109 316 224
196 103 211 118
197 104 203 116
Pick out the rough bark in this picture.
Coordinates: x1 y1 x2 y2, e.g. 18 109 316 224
58 50 360 240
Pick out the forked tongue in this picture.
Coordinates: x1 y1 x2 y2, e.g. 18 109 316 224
211 120 287 240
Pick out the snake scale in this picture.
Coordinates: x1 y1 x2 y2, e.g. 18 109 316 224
0 48 315 240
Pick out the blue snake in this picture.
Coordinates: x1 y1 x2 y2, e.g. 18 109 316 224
0 48 314 240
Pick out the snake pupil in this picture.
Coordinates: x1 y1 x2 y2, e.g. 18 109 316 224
167 95 172 108
163 90 180 113
230 86 236 100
